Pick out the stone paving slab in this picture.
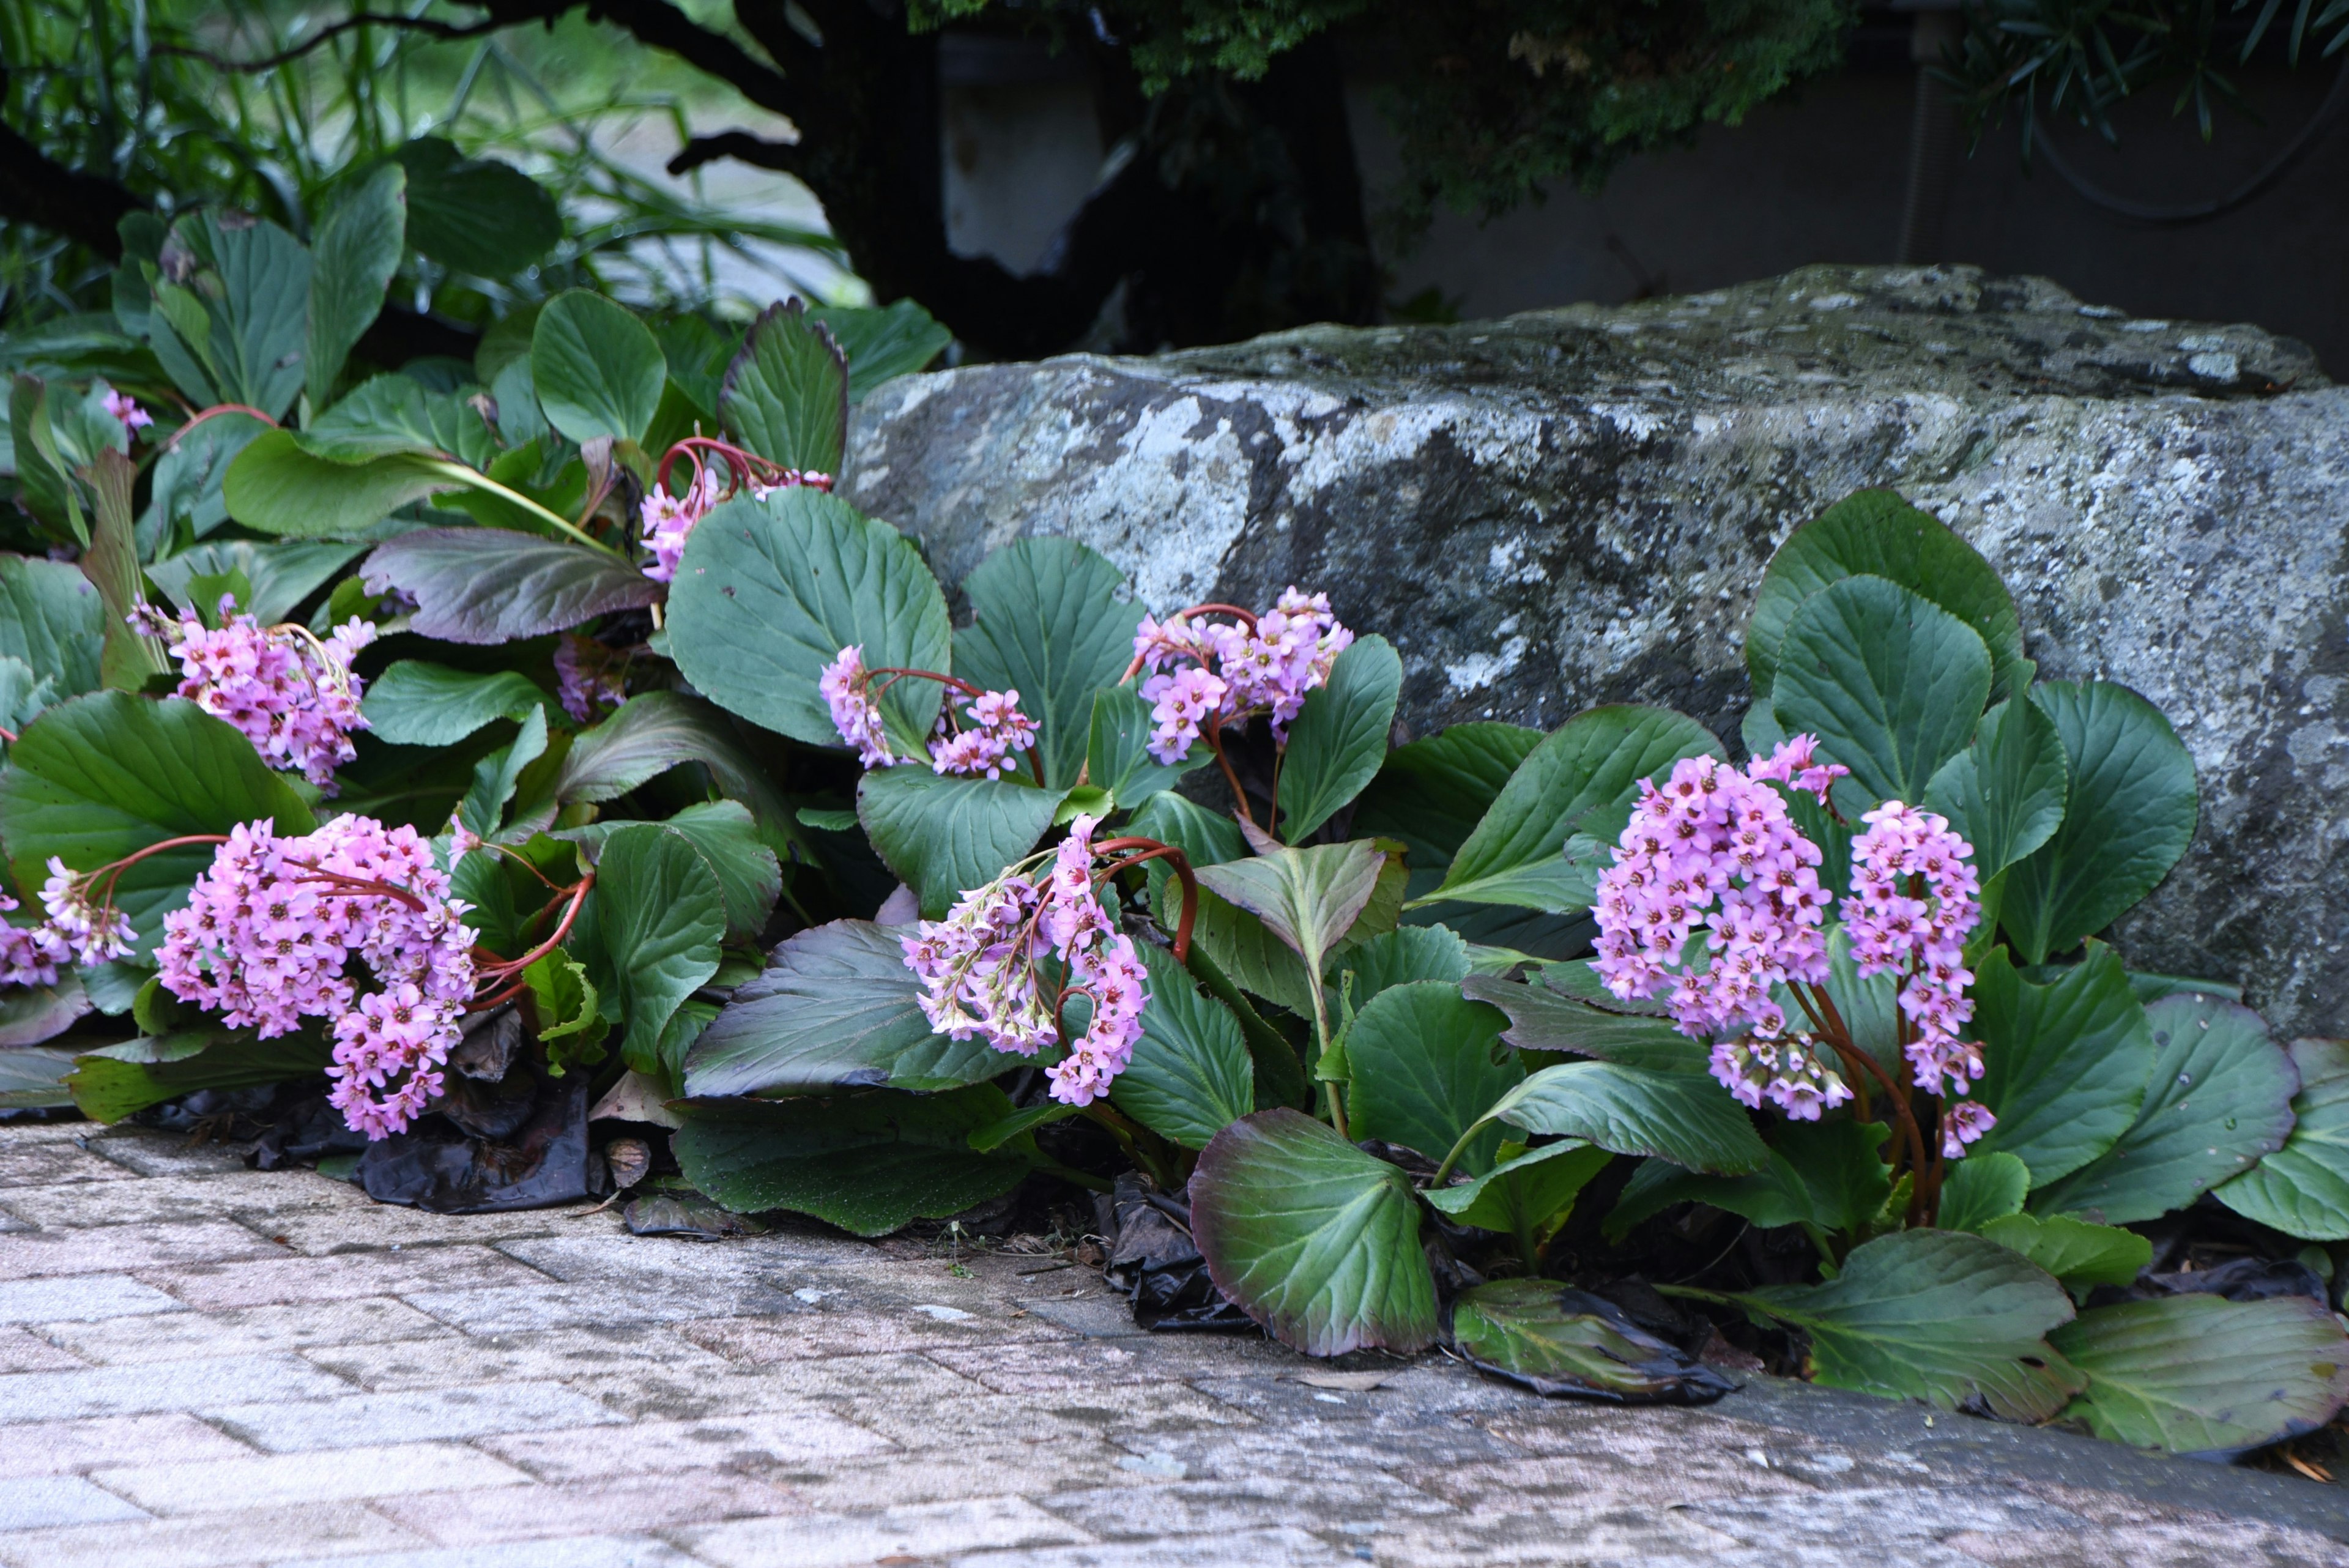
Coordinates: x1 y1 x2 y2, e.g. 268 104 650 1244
2 1123 2347 1567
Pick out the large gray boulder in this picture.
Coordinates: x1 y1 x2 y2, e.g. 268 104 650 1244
846 265 2349 1038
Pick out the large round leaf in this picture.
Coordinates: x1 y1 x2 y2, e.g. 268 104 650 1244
1275 635 1403 844
1334 926 1470 1014
0 693 316 950
856 767 1064 920
1606 1119 1890 1240
1461 972 1710 1075
2000 681 2198 965
952 537 1143 790
1427 705 1718 911
0 554 104 699
1352 721 1545 882
530 291 666 445
362 661 549 748
565 801 779 943
1110 941 1255 1150
595 823 725 1079
1968 943 2154 1189
1770 574 1992 809
306 162 407 409
1923 696 2068 879
1735 1228 2079 1421
1450 1279 1737 1403
2031 992 2299 1225
1085 686 1211 806
1976 1213 2151 1291
1488 1060 1768 1174
1425 1140 1613 1240
667 489 951 749
360 527 661 644
719 299 847 475
1190 1108 1438 1356
681 919 1003 1099
2216 1038 2349 1241
393 138 560 278
2051 1295 2349 1457
1747 489 2028 702
1345 981 1520 1170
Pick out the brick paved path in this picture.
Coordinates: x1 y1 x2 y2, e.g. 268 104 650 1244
2 1120 2346 1567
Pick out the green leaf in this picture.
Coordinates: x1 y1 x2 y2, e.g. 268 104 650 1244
549 691 804 865
456 706 548 839
856 767 1064 920
1978 1213 2151 1291
0 555 104 699
66 1030 335 1124
1352 721 1543 878
2053 1295 2349 1456
0 973 90 1048
1923 696 2069 879
0 693 316 953
809 299 952 401
1429 706 1718 910
147 213 312 419
141 411 270 548
1489 1060 1769 1174
719 299 848 474
1332 925 1470 1013
650 314 738 416
1747 489 2028 703
392 139 560 277
1193 839 1385 987
1345 981 1520 1169
1770 574 1992 808
362 661 549 748
1969 943 2155 1188
954 537 1143 789
596 823 726 1077
1607 1119 1890 1240
1936 1151 2031 1232
969 1101 1082 1152
1126 790 1246 872
78 451 163 689
149 540 364 627
568 802 781 943
1460 973 1710 1074
1190 1108 1438 1356
667 489 952 749
358 527 659 644
673 1086 1033 1236
681 919 1005 1098
1275 635 1402 843
306 163 406 408
1110 940 1255 1149
523 948 603 1055
1425 1140 1613 1239
1449 1279 1737 1403
2216 1038 2349 1241
2032 992 2299 1225
223 433 451 538
2001 681 2199 965
530 291 666 446
1734 1229 2079 1420
1086 685 1209 806
309 375 497 466
0 1046 78 1110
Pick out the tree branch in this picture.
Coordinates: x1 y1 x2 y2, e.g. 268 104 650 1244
150 13 503 74
667 130 801 177
0 113 146 258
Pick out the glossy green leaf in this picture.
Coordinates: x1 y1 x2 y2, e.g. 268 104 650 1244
0 693 315 954
149 540 364 628
0 556 108 702
2001 681 2199 965
566 801 780 943
719 299 847 475
358 527 659 644
549 691 803 864
1353 721 1543 881
1086 685 1209 805
145 213 311 419
532 291 666 445
1332 925 1470 1013
1747 489 2028 702
0 1046 78 1110
66 1030 335 1124
682 919 1004 1098
80 451 161 691
2052 1295 2349 1456
1978 1213 2151 1291
2032 992 2298 1225
309 375 498 465
1969 944 2154 1187
1275 635 1402 843
456 706 548 839
1346 982 1521 1169
1923 696 2069 879
1489 1060 1768 1173
523 949 604 1068
1449 1279 1738 1403
0 972 89 1049
223 433 451 538
1460 973 1710 1074
954 537 1142 789
1190 1108 1438 1356
1736 1228 2080 1420
1425 1139 1612 1239
306 163 406 408
392 138 560 277
667 489 952 749
1111 940 1255 1150
1607 1118 1890 1240
140 412 269 549
1936 1151 2031 1233
1430 706 1717 910
1194 839 1384 986
361 661 549 748
809 298 952 401
674 1086 1031 1236
1770 574 1992 808
2216 1038 2349 1241
856 767 1064 920
596 823 727 1078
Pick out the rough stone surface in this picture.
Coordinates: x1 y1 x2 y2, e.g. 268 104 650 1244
847 264 2349 1036
3 1122 2346 1566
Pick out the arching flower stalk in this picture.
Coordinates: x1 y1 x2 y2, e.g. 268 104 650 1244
819 646 1042 783
901 816 1197 1107
1593 735 1989 1224
130 599 374 792
640 436 834 584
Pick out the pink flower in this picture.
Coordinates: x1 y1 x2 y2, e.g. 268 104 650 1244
1127 587 1351 763
143 603 374 792
37 858 135 965
554 635 628 721
820 646 902 768
1844 801 1982 1098
1746 734 1850 804
1941 1099 1996 1159
929 687 1040 780
102 390 152 434
638 466 720 584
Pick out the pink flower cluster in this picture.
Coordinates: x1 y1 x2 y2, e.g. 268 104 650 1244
37 859 138 966
1132 589 1354 765
102 389 152 434
135 601 374 792
554 634 629 723
1844 800 1994 1155
819 646 1040 779
639 466 833 583
0 893 72 989
1743 732 1850 801
1593 741 1850 1120
157 817 478 1140
900 816 1149 1105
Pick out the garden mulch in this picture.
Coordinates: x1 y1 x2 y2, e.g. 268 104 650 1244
1 1119 2344 1568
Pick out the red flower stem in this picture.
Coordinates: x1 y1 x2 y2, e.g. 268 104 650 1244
867 667 985 702
467 872 596 1006
162 404 281 451
1115 601 1260 685
655 436 787 497
1798 981 1931 1223
283 861 428 914
83 833 233 907
1091 839 1195 963
0 724 19 744
1204 718 1255 827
